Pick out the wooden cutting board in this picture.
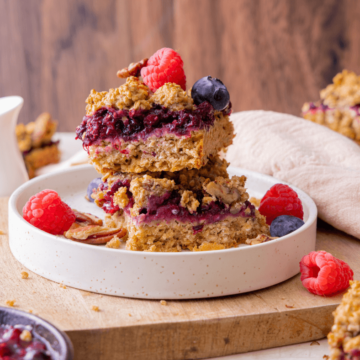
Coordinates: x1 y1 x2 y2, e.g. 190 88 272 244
1 197 358 360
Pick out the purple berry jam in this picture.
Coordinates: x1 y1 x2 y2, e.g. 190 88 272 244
97 180 133 215
22 140 60 156
0 325 53 360
75 102 231 150
134 191 255 227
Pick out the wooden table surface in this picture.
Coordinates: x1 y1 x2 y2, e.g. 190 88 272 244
1 196 358 360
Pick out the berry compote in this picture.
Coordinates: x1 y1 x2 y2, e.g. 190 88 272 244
0 325 53 360
76 102 231 150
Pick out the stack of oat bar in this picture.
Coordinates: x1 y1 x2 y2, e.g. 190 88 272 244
76 48 269 252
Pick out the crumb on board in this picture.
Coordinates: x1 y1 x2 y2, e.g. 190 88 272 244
160 300 167 306
0 230 4 235
28 310 33 313
21 271 29 279
310 341 320 346
59 284 67 289
128 313 132 317
249 197 261 208
105 235 121 249
20 329 32 342
91 306 100 312
323 355 329 359
6 300 15 307
285 304 294 309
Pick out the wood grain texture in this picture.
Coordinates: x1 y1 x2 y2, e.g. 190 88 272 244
0 197 359 359
1 0 360 131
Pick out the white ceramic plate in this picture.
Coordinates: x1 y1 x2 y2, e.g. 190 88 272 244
8 165 317 299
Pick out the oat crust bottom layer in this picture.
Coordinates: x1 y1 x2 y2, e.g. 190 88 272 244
106 210 269 252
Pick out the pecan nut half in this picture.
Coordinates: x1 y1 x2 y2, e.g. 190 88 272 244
72 209 103 227
64 225 126 245
117 58 148 78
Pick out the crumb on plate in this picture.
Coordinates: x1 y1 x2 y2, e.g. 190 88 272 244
20 329 32 342
310 341 320 346
105 235 121 249
6 300 15 307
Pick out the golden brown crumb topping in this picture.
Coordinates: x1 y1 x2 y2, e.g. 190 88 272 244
85 76 195 115
320 70 360 107
113 187 129 209
180 190 200 213
85 76 151 115
151 83 194 111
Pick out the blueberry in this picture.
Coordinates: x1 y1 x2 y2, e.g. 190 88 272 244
191 76 230 110
86 178 102 203
270 215 305 237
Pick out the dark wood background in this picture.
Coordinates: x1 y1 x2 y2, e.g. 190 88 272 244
1 0 360 131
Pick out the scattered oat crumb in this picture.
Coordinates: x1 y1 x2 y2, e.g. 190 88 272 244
21 271 29 279
82 292 91 296
323 356 329 360
128 313 132 317
281 297 285 300
20 329 32 341
285 304 294 308
32 291 36 294
28 310 33 314
6 300 15 307
249 197 261 208
310 341 320 346
59 284 67 289
105 235 121 249
100 295 103 298
91 306 99 312
0 230 4 235
160 300 167 306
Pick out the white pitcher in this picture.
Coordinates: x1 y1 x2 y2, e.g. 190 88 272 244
0 96 29 196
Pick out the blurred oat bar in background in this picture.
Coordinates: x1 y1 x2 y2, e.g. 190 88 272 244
302 70 360 144
16 112 61 178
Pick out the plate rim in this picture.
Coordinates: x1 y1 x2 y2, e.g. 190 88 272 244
9 164 318 256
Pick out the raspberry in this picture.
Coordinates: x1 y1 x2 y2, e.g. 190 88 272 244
23 190 76 235
300 251 353 296
140 48 186 92
259 184 304 225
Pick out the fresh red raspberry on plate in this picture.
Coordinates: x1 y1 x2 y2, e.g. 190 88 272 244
300 251 353 296
258 183 304 225
140 48 186 92
23 190 76 235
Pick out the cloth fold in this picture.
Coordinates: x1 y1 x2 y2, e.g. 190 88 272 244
226 111 360 240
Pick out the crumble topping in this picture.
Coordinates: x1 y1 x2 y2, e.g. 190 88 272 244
249 197 261 208
21 271 29 279
113 187 129 209
151 83 194 111
85 76 151 115
320 70 360 107
105 235 121 249
20 330 32 342
180 190 199 214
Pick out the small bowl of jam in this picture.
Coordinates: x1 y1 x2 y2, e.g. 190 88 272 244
0 306 73 360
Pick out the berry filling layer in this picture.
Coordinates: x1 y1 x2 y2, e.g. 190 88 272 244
76 102 231 150
97 180 256 230
22 140 60 156
303 102 360 114
0 325 53 360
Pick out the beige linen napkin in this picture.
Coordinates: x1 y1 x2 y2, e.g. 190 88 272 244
226 111 360 239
